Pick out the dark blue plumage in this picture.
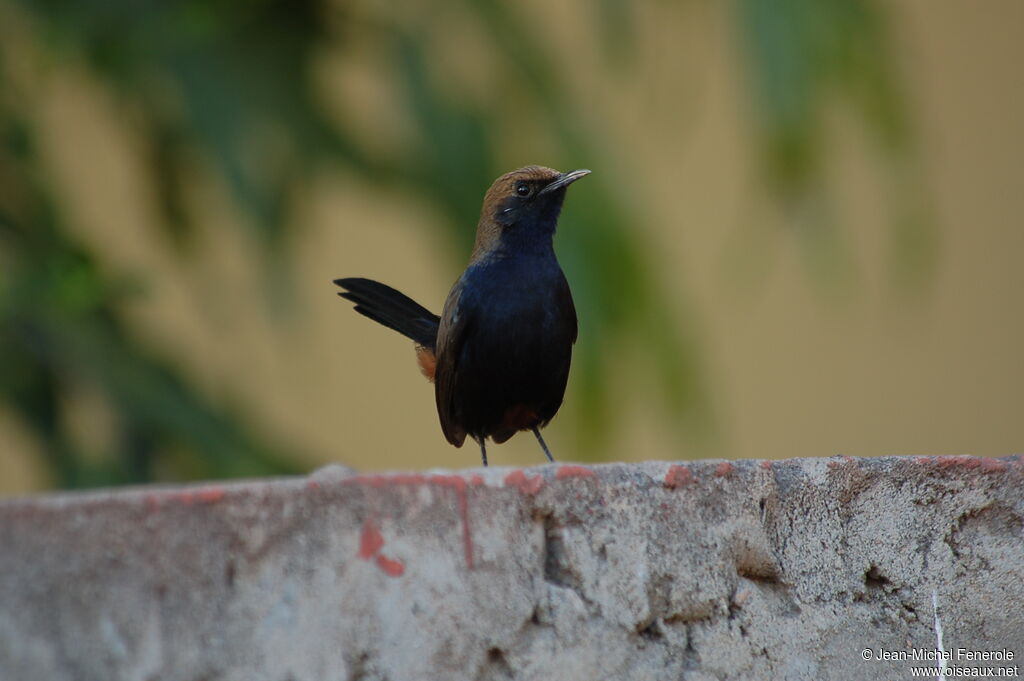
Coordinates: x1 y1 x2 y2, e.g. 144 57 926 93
335 166 589 465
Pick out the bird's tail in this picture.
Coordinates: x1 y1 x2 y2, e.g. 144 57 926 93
334 277 440 350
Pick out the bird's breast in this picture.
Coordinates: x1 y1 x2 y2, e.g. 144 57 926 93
437 252 577 441
462 257 573 336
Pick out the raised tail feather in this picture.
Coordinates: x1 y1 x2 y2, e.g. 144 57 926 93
334 277 440 350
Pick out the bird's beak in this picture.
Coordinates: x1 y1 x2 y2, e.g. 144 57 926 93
540 169 592 195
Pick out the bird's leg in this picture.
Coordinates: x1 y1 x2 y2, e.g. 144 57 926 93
531 427 555 463
477 437 488 467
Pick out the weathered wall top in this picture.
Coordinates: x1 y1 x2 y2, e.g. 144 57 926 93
1 456 1022 680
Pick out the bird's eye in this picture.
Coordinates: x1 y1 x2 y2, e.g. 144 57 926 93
515 182 531 197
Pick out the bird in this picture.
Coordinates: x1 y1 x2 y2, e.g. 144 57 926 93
334 165 590 466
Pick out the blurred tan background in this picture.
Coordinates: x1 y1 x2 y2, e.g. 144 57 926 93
1 1 1022 493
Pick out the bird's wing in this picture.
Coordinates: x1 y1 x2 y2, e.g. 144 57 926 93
434 282 474 447
558 269 579 345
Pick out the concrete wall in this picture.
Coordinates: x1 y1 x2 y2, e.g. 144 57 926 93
1 456 1022 680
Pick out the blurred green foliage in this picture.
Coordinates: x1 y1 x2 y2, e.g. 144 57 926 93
735 0 933 289
0 0 922 487
0 101 301 485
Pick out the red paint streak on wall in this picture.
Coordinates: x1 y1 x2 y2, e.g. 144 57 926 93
359 518 385 559
504 470 545 495
431 476 474 570
555 465 596 480
375 554 405 577
828 457 858 471
663 465 693 488
345 473 478 570
714 462 734 478
143 492 162 509
193 488 225 503
980 458 1007 472
454 480 474 570
357 518 405 578
760 460 773 470
937 456 981 470
147 487 225 507
911 455 1011 474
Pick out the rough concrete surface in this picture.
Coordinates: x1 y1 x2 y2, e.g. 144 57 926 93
1 456 1022 681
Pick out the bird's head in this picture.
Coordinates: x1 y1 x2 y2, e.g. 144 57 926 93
474 166 590 256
